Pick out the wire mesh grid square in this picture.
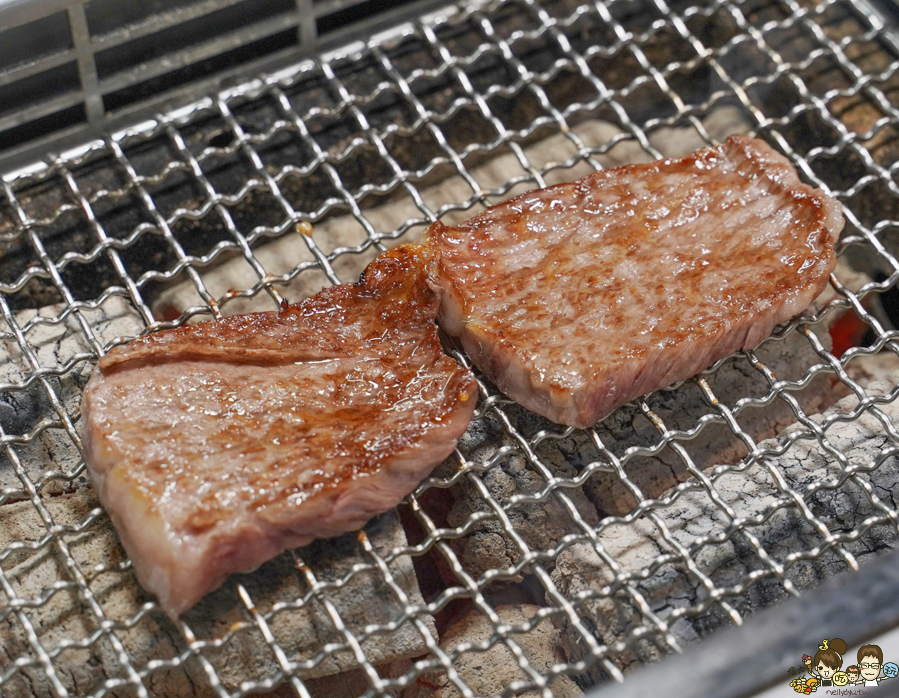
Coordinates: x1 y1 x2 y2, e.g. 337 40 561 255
2 0 899 696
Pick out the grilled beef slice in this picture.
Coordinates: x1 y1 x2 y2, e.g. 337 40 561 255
427 135 843 427
81 244 477 617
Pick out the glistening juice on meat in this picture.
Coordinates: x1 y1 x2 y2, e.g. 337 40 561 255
427 135 843 428
80 245 477 617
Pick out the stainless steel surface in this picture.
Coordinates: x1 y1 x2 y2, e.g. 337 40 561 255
2 0 899 696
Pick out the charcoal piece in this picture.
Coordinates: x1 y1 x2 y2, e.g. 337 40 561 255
550 379 899 687
788 11 899 282
402 604 582 698
0 491 435 698
0 297 147 494
446 412 599 580
0 389 39 435
0 297 145 396
573 324 844 517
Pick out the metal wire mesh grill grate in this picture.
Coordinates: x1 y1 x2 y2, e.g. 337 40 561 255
2 0 899 696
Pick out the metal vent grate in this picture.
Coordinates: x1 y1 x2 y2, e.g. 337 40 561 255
2 0 899 697
0 0 444 172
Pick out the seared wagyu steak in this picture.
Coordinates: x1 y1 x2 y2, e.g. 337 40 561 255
80 245 477 617
427 135 843 428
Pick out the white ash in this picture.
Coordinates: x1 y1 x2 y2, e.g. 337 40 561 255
549 379 899 687
847 350 899 387
0 297 145 494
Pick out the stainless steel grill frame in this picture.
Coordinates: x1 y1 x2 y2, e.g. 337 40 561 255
2 0 899 696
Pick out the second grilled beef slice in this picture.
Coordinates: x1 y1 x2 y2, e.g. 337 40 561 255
426 135 843 428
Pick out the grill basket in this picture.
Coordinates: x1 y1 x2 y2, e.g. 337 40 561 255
2 0 899 697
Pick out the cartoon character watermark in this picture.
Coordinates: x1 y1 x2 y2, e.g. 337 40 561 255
856 644 898 687
812 638 847 688
787 640 899 692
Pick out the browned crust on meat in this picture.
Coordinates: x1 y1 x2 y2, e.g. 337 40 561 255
82 244 477 616
427 135 844 427
724 134 843 247
100 244 440 371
